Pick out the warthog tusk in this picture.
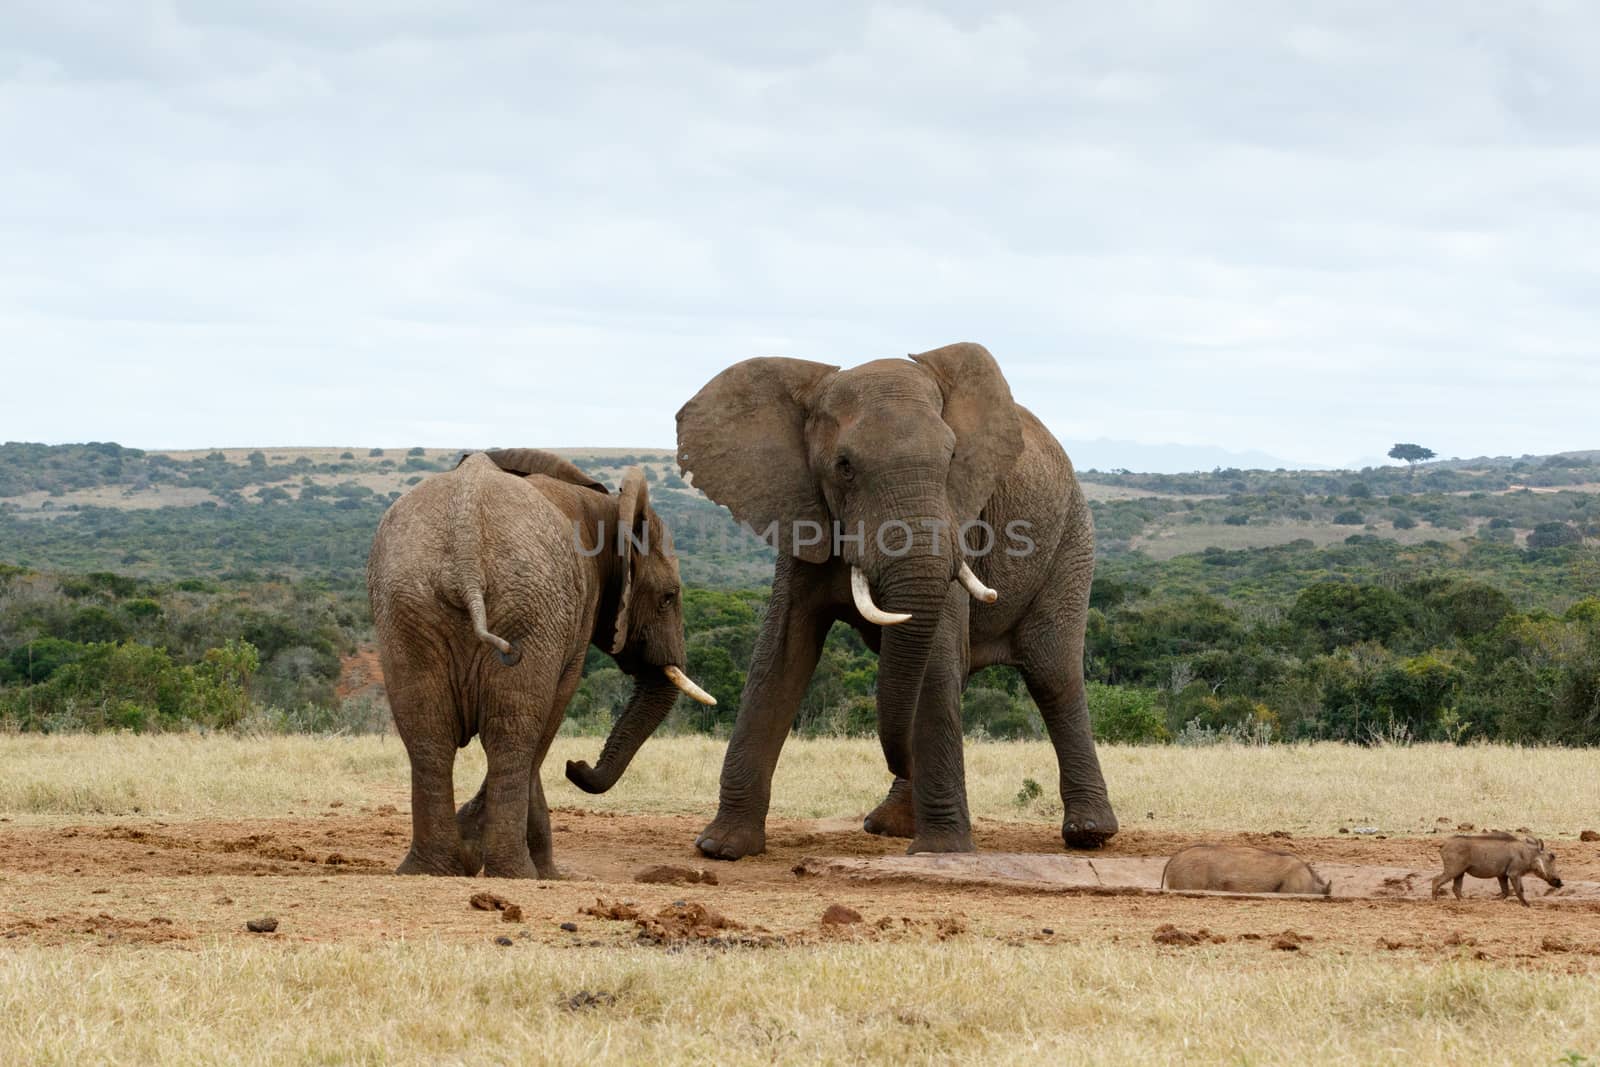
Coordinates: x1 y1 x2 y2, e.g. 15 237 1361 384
664 665 717 706
851 567 912 625
957 562 998 604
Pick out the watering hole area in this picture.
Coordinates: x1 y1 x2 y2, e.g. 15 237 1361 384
3 807 1599 963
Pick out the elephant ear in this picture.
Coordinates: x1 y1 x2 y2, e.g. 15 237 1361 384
610 467 650 655
909 342 1025 521
476 448 607 493
677 357 839 563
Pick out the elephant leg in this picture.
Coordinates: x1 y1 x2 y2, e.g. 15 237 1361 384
863 776 915 838
1018 616 1118 851
529 655 585 878
907 584 974 855
526 774 557 878
476 685 547 880
455 783 485 877
458 654 583 879
391 675 468 876
697 561 832 860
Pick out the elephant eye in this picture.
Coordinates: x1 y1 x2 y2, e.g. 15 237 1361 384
660 591 677 609
835 455 854 481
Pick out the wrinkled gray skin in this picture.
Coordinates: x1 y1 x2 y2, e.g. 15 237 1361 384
1431 833 1563 906
1161 844 1332 895
368 450 690 878
678 342 1116 858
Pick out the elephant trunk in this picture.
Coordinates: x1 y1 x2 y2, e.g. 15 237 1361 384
870 555 953 780
565 673 681 794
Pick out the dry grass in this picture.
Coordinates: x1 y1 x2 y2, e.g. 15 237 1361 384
2 940 1598 1066
5 734 1600 1064
0 735 1594 839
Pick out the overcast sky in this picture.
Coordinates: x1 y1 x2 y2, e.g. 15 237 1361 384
2 3 1597 469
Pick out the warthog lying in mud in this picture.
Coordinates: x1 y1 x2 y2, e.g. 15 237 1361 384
1430 832 1563 906
1161 844 1332 895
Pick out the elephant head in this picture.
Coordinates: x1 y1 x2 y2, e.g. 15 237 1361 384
676 342 1023 777
565 466 714 794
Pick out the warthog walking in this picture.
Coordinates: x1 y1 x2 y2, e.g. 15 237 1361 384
1430 832 1563 906
1161 844 1332 895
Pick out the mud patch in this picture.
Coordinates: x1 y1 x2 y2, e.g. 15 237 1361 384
581 898 641 922
633 901 764 946
1153 923 1224 947
470 892 512 912
821 904 864 926
1271 930 1310 951
633 865 718 886
3 912 194 945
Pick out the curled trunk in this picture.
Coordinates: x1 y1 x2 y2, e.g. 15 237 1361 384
565 675 680 794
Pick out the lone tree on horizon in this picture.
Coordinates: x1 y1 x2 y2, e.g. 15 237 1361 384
1388 443 1436 467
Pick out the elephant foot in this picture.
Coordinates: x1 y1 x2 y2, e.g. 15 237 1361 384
695 815 766 861
863 778 915 838
534 863 580 881
906 828 976 855
482 852 541 879
396 848 468 877
1061 796 1119 850
455 796 486 876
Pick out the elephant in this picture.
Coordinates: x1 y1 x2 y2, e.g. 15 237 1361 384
676 342 1117 858
367 448 714 878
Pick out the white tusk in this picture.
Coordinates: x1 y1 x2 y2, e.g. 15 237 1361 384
664 665 717 706
851 567 912 626
957 562 998 604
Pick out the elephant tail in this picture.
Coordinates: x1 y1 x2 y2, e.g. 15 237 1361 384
451 455 522 668
467 587 521 667
1159 856 1171 890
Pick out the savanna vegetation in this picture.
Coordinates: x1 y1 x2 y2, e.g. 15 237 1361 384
1 442 1596 745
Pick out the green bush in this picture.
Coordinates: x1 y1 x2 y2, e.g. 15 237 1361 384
3 638 87 685
1288 582 1412 653
1528 522 1582 549
0 638 258 732
1086 683 1167 743
962 686 1042 739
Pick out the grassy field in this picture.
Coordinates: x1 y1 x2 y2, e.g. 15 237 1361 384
3 939 1596 1065
2 734 1596 838
3 735 1600 1066
1128 517 1477 559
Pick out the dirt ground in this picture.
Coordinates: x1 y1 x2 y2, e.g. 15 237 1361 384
3 808 1598 968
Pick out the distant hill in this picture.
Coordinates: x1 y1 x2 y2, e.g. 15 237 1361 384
1063 438 1306 473
1 442 1594 587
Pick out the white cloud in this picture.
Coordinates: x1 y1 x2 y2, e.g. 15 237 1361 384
1 2 1597 466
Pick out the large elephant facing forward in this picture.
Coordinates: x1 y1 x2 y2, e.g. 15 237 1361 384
368 449 714 878
678 342 1117 858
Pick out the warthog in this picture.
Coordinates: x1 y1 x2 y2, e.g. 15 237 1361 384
1430 832 1563 906
1161 844 1332 896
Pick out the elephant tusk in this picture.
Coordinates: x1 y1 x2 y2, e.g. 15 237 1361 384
851 567 912 626
664 665 717 706
957 562 998 604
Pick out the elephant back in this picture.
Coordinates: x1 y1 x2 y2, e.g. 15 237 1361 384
467 449 608 494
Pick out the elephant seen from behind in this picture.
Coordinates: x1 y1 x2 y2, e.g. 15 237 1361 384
367 449 713 878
